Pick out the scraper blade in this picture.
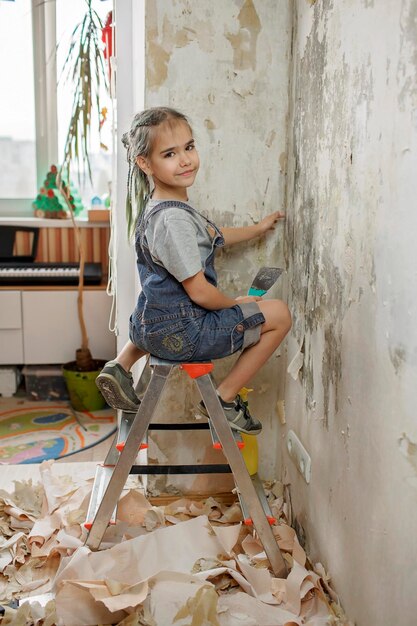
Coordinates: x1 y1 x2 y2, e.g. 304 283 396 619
248 266 283 297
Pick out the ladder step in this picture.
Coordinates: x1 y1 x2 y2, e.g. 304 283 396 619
117 416 213 454
237 473 276 526
129 463 232 475
208 420 244 449
84 465 118 530
148 423 210 430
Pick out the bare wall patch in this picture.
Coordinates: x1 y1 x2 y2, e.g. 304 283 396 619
399 433 417 474
390 345 407 374
225 0 261 71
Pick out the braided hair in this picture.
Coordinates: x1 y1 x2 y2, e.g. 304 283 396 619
122 107 191 237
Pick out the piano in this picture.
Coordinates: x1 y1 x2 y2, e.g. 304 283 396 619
0 225 102 286
0 262 102 286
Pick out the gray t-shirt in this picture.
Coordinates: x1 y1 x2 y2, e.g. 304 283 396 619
144 200 213 282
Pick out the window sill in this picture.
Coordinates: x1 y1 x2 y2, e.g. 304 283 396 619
0 216 109 228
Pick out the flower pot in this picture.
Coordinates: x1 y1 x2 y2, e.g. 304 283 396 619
62 359 107 411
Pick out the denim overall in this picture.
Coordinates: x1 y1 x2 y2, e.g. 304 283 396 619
129 200 265 362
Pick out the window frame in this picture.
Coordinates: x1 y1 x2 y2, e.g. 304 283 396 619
2 1 113 218
0 0 58 217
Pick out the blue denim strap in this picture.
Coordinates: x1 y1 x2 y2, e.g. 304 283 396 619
136 200 224 273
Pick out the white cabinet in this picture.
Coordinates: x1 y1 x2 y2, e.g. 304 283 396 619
0 291 22 328
0 329 24 363
0 291 24 363
0 289 116 365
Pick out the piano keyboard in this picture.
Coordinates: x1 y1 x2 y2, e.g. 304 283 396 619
0 262 103 286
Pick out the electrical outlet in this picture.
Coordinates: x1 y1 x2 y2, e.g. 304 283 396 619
286 430 311 484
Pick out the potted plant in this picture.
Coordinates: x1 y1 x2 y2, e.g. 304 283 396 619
57 0 112 410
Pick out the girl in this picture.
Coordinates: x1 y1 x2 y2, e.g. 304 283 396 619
96 107 291 435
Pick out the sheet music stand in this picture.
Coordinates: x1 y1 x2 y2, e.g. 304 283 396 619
0 226 40 263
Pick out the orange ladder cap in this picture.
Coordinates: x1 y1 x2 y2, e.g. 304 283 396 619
180 363 213 378
244 515 276 526
213 441 245 450
116 442 148 452
84 520 116 531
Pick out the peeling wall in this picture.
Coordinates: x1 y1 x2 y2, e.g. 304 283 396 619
141 0 292 489
284 1 417 624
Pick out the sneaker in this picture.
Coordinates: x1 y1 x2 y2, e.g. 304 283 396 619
198 393 262 435
96 361 140 413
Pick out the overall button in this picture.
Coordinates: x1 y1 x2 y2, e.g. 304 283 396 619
236 324 244 332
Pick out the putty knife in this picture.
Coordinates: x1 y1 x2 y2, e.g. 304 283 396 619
248 267 283 297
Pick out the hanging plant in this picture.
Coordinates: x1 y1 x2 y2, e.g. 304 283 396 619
57 0 111 373
60 0 109 183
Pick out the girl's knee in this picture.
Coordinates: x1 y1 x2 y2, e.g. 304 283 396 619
259 299 292 332
275 300 292 331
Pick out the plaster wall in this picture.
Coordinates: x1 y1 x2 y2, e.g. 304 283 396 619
140 0 292 488
284 1 417 624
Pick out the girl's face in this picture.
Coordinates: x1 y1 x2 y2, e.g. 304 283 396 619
137 120 199 200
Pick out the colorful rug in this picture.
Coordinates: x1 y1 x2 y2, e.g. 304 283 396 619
0 401 117 464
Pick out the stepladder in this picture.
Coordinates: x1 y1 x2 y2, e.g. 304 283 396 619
84 356 288 578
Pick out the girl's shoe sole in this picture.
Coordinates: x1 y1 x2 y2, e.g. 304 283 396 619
96 373 140 413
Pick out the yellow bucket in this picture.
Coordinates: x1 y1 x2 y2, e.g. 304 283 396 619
241 433 258 475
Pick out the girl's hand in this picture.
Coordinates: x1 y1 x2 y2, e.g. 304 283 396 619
235 295 263 303
258 211 285 235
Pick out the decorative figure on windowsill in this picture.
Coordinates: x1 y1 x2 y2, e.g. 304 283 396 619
32 165 84 219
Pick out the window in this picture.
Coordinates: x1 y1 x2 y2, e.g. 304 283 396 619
0 0 37 198
0 0 113 215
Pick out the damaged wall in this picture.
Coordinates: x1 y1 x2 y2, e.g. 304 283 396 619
138 0 292 489
284 1 417 624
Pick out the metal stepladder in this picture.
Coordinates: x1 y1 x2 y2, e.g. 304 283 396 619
84 356 288 578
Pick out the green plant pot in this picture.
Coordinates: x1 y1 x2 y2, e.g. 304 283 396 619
62 360 107 411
